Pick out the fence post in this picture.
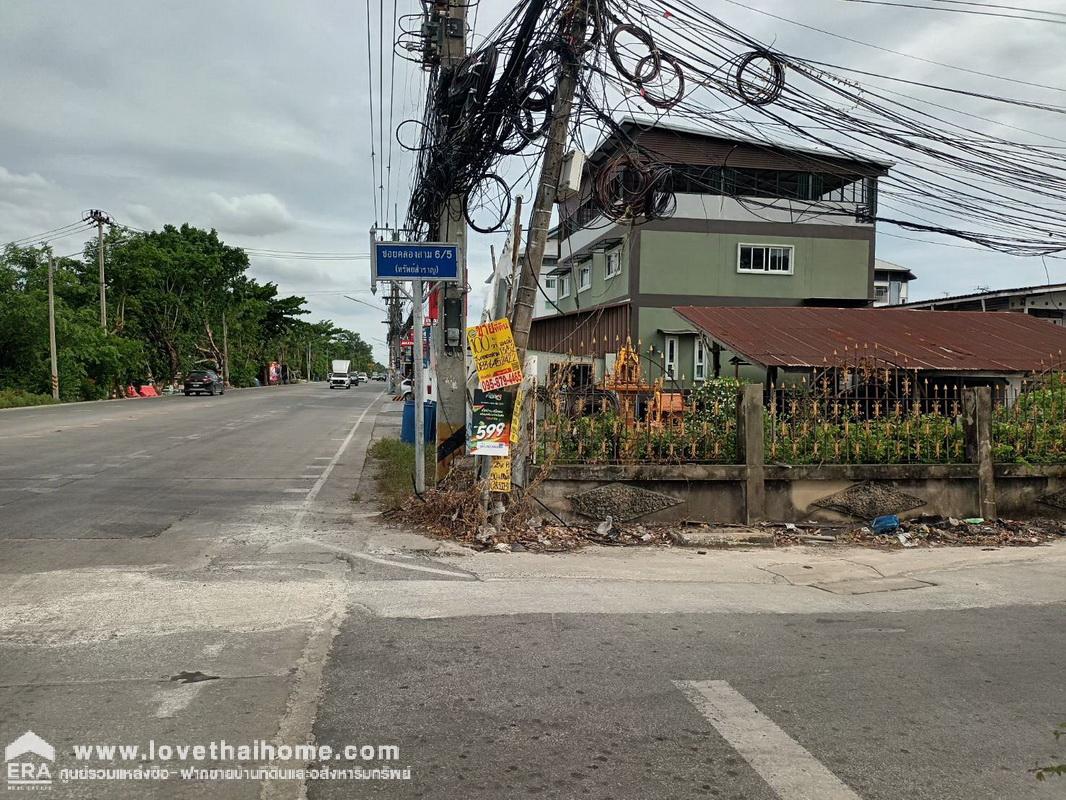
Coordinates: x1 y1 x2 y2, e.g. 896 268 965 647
737 383 765 523
963 387 997 519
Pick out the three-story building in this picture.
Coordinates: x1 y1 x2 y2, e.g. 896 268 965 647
528 118 891 386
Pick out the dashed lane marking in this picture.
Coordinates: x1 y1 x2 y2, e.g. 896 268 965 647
294 393 383 526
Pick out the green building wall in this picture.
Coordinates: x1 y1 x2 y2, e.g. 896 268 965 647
548 241 630 315
638 230 871 300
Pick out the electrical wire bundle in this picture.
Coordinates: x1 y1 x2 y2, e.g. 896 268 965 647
401 0 575 236
401 0 1066 259
580 0 1066 257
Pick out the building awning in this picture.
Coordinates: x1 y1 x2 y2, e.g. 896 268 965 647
674 305 1066 373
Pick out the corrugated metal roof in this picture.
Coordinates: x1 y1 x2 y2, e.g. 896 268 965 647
674 306 1066 372
901 282 1066 308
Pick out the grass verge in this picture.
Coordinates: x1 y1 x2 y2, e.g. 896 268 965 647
0 389 58 409
366 437 435 510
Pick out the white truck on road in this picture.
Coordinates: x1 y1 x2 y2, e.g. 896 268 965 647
329 359 352 390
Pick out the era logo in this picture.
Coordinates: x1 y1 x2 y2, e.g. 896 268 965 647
5 731 54 790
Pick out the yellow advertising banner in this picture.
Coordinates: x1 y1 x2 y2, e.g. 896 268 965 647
489 456 512 494
467 318 523 391
510 387 524 445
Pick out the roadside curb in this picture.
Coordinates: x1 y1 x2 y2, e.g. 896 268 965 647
669 527 775 549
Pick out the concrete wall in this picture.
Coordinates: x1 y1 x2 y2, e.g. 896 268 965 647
536 463 1066 525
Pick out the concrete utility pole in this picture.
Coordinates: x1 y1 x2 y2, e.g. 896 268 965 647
431 0 469 482
221 312 230 386
388 283 401 393
510 3 588 358
82 209 113 331
47 251 59 401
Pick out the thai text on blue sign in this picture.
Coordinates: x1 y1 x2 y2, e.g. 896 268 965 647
372 241 460 282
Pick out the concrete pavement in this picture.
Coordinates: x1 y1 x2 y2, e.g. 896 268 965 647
1 384 1064 799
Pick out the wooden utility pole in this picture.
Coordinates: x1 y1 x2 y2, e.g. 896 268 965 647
432 0 469 482
47 251 59 401
83 209 112 331
510 3 588 358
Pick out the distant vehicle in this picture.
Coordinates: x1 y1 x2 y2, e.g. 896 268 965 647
349 372 364 386
329 360 352 389
400 374 434 401
356 372 369 383
184 369 224 396
371 372 386 382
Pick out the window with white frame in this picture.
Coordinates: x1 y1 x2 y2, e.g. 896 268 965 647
738 244 794 274
544 276 557 292
577 262 592 292
605 249 621 279
558 274 571 299
693 337 706 381
664 336 679 380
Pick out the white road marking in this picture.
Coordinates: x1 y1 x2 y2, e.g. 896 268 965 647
674 680 862 800
294 393 383 525
312 457 331 461
152 682 207 718
283 488 306 494
297 538 472 579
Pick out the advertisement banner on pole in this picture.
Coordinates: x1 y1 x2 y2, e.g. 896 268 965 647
510 387 524 445
466 318 523 391
468 389 514 456
489 455 512 494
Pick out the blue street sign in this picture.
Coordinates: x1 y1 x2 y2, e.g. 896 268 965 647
372 241 460 282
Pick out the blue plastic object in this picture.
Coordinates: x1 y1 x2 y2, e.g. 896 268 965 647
871 514 900 534
400 399 436 444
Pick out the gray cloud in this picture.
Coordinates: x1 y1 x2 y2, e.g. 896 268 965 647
207 192 295 236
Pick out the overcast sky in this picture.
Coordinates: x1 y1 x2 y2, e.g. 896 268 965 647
2 0 1064 363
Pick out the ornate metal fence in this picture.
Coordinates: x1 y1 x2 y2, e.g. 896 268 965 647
992 368 1066 464
767 360 966 464
532 352 1066 467
534 383 739 465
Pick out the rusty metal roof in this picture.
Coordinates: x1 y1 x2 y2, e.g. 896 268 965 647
674 306 1066 372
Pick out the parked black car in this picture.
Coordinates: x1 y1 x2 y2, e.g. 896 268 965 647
184 369 225 396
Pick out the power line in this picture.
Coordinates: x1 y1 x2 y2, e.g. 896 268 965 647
385 0 399 228
842 0 1066 24
365 0 380 225
925 0 1066 18
720 0 1066 94
4 221 88 247
379 0 387 224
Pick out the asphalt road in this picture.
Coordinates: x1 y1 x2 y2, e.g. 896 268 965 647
1 383 1064 800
